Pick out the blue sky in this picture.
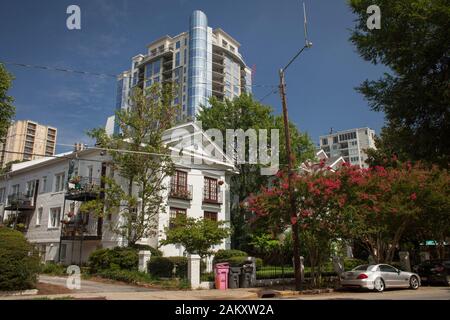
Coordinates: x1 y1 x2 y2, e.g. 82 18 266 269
0 0 386 153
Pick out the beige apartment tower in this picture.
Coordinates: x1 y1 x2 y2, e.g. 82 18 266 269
0 120 57 167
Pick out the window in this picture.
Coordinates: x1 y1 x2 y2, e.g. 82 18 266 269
184 38 188 46
222 40 228 48
49 207 61 228
158 45 165 52
175 52 180 67
60 244 67 261
88 166 93 184
204 177 218 202
54 173 65 192
229 45 235 52
379 265 397 273
322 138 328 146
153 60 161 74
12 184 20 195
145 63 153 78
173 171 187 189
169 207 186 229
184 49 187 64
204 211 218 222
41 176 47 193
26 180 35 197
36 207 43 226
175 41 180 49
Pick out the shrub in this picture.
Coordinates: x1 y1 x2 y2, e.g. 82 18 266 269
344 258 367 271
213 249 247 264
147 256 188 278
0 227 41 291
40 262 66 276
223 256 263 269
97 269 154 284
88 247 138 273
130 244 162 257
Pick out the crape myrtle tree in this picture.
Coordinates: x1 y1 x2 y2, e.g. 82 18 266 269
248 161 449 285
247 161 351 287
349 0 450 167
197 94 315 251
86 83 178 246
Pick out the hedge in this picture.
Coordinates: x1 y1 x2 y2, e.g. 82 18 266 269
147 256 188 278
0 227 41 291
88 247 139 273
213 249 247 264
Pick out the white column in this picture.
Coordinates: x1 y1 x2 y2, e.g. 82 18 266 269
138 250 151 273
188 254 201 289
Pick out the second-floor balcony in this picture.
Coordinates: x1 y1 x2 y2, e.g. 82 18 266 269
60 213 102 240
5 192 35 211
202 186 223 205
169 182 193 201
65 177 102 201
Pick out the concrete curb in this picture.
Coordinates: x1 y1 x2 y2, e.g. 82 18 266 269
274 288 335 297
0 289 38 297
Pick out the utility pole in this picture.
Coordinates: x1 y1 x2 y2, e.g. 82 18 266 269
278 1 313 291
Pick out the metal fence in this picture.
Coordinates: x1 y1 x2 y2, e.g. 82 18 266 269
256 265 295 280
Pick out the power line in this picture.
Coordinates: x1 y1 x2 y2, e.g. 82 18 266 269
0 61 117 78
0 60 278 89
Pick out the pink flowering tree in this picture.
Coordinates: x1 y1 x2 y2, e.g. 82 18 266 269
337 163 427 263
248 161 351 286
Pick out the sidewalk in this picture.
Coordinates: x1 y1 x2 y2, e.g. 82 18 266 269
3 288 260 300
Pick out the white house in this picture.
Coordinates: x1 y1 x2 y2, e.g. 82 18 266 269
0 122 236 265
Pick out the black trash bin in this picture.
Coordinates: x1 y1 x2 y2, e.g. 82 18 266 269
228 267 241 289
239 264 254 288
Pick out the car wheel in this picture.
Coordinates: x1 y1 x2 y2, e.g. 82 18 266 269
374 277 385 292
409 276 419 290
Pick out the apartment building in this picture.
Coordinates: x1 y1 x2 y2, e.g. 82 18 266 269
0 122 234 264
319 127 376 168
112 10 252 132
0 120 57 168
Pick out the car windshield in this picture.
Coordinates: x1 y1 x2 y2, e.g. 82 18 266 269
352 265 370 271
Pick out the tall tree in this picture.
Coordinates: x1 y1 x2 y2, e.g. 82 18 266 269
87 84 178 246
197 94 315 250
0 64 15 141
349 0 450 167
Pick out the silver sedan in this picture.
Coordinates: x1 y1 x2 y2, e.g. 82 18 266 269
340 264 421 292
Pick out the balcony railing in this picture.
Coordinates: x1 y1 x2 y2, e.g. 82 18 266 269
169 182 193 200
5 192 35 211
202 186 223 204
61 213 101 240
65 177 102 201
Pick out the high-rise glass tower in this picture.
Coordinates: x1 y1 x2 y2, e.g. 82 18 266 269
112 10 252 133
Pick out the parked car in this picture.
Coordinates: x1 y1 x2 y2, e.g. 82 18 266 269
413 260 450 286
340 264 421 292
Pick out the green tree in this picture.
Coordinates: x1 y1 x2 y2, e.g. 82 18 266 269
197 94 315 250
349 0 450 167
87 84 178 246
161 215 231 259
0 64 15 141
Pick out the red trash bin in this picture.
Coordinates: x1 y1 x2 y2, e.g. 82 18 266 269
214 263 230 290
